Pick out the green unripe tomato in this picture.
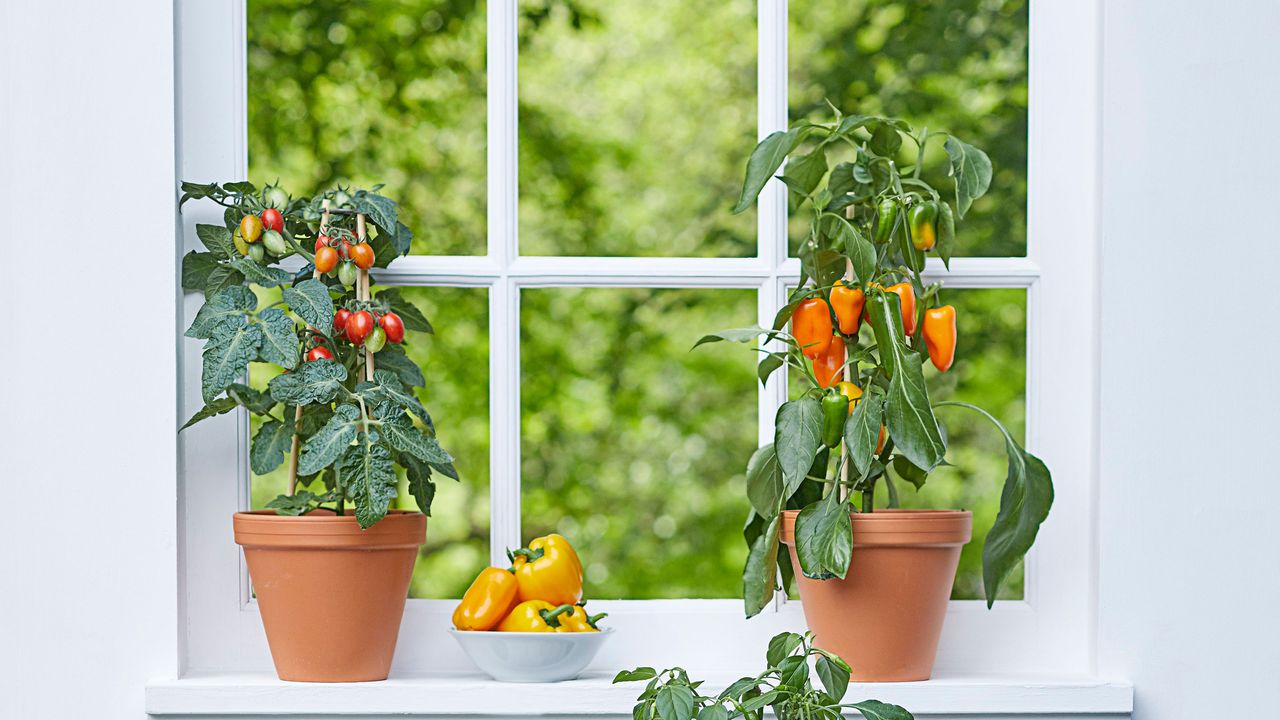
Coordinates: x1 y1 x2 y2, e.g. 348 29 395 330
364 326 387 353
264 186 290 210
248 243 266 263
262 229 288 256
337 260 357 286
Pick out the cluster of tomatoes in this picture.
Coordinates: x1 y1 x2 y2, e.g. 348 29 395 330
303 308 406 361
236 207 289 262
313 234 376 287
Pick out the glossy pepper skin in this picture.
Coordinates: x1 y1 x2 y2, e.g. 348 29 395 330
922 305 958 373
830 281 864 335
837 382 887 453
496 600 575 632
451 567 519 631
792 298 834 359
863 283 917 336
557 604 608 633
909 201 938 251
873 198 898 244
821 389 848 448
511 534 584 605
812 337 846 389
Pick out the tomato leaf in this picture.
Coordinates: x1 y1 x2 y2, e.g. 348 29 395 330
372 344 426 388
269 358 348 405
250 419 294 475
793 491 852 580
944 135 993 218
283 278 335 331
297 404 360 475
186 286 256 339
181 251 221 292
400 453 438 515
256 308 300 369
356 370 431 430
774 398 824 499
201 323 263 403
180 396 238 430
231 257 293 288
339 431 398 528
196 223 237 259
376 288 433 333
380 408 452 464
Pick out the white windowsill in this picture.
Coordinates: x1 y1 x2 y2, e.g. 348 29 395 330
145 671 1133 717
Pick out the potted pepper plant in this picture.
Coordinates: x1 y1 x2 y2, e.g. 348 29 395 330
698 110 1053 681
179 181 456 682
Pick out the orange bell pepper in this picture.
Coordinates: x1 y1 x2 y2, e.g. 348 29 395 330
862 282 917 336
452 567 519 631
792 298 834 359
510 534 584 605
829 281 864 335
813 338 846 388
922 305 957 373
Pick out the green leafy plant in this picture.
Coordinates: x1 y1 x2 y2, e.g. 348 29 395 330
179 180 455 528
699 109 1052 614
615 631 912 720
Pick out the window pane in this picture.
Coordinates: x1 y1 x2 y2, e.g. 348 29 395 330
789 0 1028 257
248 286 489 600
521 289 757 598
518 1 756 257
784 287 1026 600
247 0 486 255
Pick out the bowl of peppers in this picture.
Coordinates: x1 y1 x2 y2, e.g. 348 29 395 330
449 533 612 683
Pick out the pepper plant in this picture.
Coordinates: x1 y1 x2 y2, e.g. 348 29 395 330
615 631 911 720
179 180 456 528
697 109 1053 614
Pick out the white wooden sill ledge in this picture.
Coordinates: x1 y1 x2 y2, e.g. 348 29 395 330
145 671 1133 719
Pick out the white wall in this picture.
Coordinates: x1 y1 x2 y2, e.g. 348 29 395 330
1097 0 1280 716
0 1 177 719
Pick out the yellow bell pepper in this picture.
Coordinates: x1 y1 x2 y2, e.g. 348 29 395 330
496 600 576 632
556 603 607 632
451 566 519 631
510 533 584 605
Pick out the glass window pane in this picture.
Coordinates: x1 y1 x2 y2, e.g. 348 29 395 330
247 0 486 255
521 288 757 598
247 286 489 600
517 1 756 257
789 0 1028 257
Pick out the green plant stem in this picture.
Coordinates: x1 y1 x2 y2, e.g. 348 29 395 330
861 477 876 513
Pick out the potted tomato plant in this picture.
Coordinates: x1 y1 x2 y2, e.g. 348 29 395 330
699 111 1053 681
179 181 456 682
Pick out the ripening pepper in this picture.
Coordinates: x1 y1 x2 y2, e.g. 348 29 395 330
830 281 864 335
909 201 938 251
557 604 608 633
511 533 584 605
837 382 887 453
793 298 834 359
862 283 917 336
922 305 958 373
451 567 519 631
822 389 848 448
496 600 576 632
812 337 846 389
873 198 898 244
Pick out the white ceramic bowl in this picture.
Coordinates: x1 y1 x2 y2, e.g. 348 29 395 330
448 628 614 683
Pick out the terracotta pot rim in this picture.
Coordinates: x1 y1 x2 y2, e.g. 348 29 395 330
234 509 426 549
779 507 971 546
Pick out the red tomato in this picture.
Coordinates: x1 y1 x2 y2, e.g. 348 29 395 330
340 238 352 259
315 234 332 252
314 246 339 274
345 310 374 345
349 242 376 270
378 312 405 343
333 308 352 334
261 207 284 233
306 346 334 362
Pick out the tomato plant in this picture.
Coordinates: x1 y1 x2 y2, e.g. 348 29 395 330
178 181 454 528
379 312 405 344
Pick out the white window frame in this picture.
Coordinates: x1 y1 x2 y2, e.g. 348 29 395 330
175 0 1100 677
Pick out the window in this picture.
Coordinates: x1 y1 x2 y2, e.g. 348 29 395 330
177 0 1101 676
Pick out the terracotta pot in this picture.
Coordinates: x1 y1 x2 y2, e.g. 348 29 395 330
233 509 426 682
780 508 971 682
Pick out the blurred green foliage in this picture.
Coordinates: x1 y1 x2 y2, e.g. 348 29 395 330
247 0 1028 601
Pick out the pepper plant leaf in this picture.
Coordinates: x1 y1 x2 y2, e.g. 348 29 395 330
693 326 786 350
944 136 993 218
339 431 398 529
201 323 263 402
297 404 360 476
269 358 347 405
283 278 334 331
250 419 294 475
779 147 828 198
793 491 852 580
742 513 781 618
892 455 928 490
745 443 783 518
196 223 237 259
186 285 256 339
231 257 293 288
936 201 956 269
655 684 697 720
757 353 785 387
844 389 885 478
733 126 811 213
867 292 945 470
256 308 300 369
774 398 825 498
847 700 915 720
937 401 1054 608
814 654 849 702
766 632 803 667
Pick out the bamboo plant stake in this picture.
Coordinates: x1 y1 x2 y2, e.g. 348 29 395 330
356 212 375 381
285 199 331 496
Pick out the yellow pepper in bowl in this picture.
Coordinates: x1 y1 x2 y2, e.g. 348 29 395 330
509 534 584 605
496 600 576 632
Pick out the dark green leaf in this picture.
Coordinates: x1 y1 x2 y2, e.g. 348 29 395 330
250 419 294 475
897 213 925 274
228 383 277 414
780 147 827 198
815 655 849 702
848 700 914 720
283 279 334 330
357 370 429 425
794 491 852 580
733 127 811 213
692 326 778 349
826 162 857 198
867 293 945 470
944 136 993 218
224 180 257 195
376 288 434 333
777 655 809 690
614 668 658 683
205 265 244 296
231 257 293 288
892 455 928 490
265 491 330 517
740 691 780 712
844 391 885 478
745 444 783 518
826 213 875 285
186 285 256 339
402 454 437 516
256 308 300 369
774 398 824 498
352 191 398 237
339 432 398 528
196 223 237 259
180 396 238 430
697 705 728 720
936 201 956 269
373 345 426 388
381 410 452 464
269 359 347 405
868 122 902 156
182 251 221 292
655 685 696 720
757 353 784 387
297 404 360 476
201 323 263 402
832 114 873 138
766 632 803 667
742 514 781 618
